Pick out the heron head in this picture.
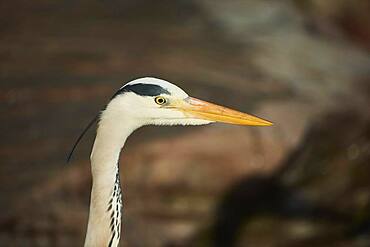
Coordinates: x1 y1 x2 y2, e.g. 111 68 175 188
109 77 273 127
67 77 273 162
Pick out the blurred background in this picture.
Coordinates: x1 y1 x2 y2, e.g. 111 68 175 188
1 0 370 246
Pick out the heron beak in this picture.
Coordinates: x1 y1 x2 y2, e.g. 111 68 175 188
172 97 273 126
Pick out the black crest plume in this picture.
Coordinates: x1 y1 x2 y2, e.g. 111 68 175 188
66 82 170 162
66 114 100 163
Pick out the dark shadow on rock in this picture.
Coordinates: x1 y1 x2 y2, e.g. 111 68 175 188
208 109 370 247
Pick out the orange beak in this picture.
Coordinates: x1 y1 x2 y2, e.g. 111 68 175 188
172 97 273 126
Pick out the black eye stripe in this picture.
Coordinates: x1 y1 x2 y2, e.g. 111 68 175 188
113 83 170 98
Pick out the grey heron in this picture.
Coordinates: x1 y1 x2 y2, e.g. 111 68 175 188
68 77 272 247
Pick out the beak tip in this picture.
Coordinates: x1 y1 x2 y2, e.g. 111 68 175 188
265 121 274 126
259 122 273 127
255 118 273 127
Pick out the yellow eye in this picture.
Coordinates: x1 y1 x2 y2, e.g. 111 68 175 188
154 96 167 105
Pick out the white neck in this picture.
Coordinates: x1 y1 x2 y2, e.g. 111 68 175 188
84 103 139 247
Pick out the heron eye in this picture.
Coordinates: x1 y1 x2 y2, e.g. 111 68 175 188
154 96 166 105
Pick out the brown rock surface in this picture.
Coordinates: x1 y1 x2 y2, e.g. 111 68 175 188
0 0 369 246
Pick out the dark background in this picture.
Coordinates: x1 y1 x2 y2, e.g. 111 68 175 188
1 0 370 246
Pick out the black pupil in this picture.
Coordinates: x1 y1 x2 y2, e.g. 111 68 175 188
157 98 164 104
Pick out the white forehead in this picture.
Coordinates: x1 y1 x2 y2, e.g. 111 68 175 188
123 77 189 98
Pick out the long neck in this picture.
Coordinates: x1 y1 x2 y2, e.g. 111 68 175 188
84 108 138 247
